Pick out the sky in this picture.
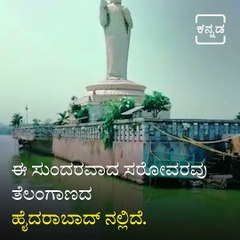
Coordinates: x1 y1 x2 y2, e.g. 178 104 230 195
0 0 240 124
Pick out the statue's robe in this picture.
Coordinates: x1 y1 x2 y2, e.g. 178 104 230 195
100 2 133 80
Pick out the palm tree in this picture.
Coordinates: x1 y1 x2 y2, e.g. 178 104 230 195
10 113 23 128
55 111 69 125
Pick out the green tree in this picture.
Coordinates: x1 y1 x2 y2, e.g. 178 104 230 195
119 97 135 114
235 112 240 120
100 100 121 150
100 98 135 150
142 91 171 118
10 113 23 128
71 104 82 114
55 111 69 125
33 118 41 127
71 104 89 120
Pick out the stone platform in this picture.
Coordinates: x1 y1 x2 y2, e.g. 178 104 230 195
74 79 146 122
78 79 146 106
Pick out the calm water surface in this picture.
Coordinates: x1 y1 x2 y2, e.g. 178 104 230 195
0 136 239 240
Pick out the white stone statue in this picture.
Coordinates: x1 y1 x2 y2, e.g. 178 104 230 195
100 0 133 80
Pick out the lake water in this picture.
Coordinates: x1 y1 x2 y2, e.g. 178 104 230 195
0 135 239 240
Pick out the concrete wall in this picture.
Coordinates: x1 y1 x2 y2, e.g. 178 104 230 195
15 119 240 182
52 118 240 182
53 138 144 183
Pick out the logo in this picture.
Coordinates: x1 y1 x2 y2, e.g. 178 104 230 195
195 14 226 45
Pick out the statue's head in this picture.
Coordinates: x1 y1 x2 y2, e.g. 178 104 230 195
110 0 122 4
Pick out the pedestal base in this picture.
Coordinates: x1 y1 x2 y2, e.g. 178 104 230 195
75 79 146 122
78 79 146 106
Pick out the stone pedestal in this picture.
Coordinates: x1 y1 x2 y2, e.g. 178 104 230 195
76 79 146 122
78 79 146 106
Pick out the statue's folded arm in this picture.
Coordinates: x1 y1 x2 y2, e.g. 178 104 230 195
122 7 133 30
